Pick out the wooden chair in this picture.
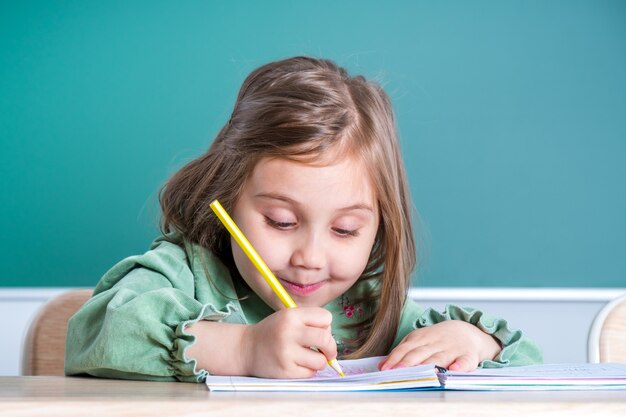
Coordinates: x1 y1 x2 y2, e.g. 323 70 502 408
588 293 626 364
21 289 93 375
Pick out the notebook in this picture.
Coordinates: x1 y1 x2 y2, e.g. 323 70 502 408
205 356 626 392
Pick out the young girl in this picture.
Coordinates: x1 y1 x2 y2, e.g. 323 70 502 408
65 56 542 382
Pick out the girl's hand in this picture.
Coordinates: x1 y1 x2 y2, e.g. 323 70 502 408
241 307 337 378
379 320 501 372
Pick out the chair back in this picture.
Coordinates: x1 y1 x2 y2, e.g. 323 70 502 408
588 293 626 363
21 289 93 375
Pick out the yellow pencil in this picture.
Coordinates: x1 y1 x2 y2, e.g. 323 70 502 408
210 199 345 377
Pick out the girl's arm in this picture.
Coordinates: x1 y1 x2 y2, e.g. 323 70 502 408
65 235 337 381
64 270 222 382
65 237 232 382
380 319 501 371
186 307 338 379
185 322 248 375
384 300 543 371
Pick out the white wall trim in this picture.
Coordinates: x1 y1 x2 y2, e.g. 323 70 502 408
409 288 626 302
0 288 81 302
1 287 625 302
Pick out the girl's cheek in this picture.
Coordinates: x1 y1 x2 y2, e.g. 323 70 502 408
330 245 370 278
256 238 291 269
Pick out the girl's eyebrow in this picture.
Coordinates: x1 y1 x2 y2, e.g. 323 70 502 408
254 192 375 213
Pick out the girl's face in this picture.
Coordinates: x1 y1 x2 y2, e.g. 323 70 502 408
231 156 379 310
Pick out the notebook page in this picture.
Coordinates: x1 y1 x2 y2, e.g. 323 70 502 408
205 356 441 391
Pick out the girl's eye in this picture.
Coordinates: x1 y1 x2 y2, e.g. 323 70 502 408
333 227 359 238
265 217 296 230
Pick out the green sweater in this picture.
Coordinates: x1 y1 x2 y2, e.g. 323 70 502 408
65 234 542 382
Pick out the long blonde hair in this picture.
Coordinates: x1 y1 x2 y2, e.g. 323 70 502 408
159 56 416 358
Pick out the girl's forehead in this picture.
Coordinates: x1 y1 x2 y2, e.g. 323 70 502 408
248 156 377 207
253 155 369 181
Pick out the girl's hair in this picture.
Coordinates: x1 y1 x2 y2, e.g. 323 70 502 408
159 56 416 358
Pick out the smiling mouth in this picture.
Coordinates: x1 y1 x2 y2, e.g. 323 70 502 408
278 278 327 296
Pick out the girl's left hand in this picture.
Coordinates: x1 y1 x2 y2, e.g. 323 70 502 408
378 320 501 372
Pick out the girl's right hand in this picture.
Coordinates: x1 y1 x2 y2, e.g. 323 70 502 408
241 307 337 379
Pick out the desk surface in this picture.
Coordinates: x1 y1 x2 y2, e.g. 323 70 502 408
2 376 626 417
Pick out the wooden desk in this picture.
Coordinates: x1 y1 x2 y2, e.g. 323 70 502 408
2 376 626 417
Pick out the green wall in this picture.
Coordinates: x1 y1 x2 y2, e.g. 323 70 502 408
1 1 625 287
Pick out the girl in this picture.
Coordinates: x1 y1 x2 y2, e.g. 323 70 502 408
66 56 542 382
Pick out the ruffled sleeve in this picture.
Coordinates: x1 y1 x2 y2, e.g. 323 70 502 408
393 300 543 368
65 236 239 382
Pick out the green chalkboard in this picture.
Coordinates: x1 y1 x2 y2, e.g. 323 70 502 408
1 1 625 287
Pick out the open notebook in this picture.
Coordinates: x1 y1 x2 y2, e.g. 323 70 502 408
205 356 626 392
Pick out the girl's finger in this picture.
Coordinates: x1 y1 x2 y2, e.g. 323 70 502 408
417 352 456 369
447 354 479 372
297 327 338 361
381 344 437 371
378 342 413 370
395 347 450 368
296 307 334 328
294 347 331 375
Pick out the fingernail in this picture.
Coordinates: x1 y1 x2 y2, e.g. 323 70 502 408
392 364 406 369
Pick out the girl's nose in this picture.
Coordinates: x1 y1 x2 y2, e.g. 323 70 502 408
290 232 326 270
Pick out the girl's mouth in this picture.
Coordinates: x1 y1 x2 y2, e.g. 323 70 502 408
278 278 327 296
